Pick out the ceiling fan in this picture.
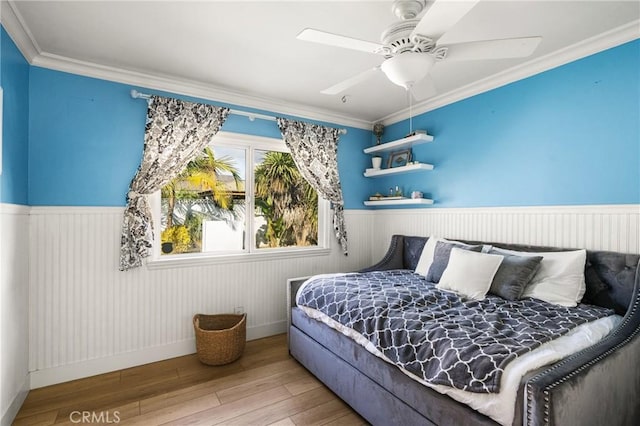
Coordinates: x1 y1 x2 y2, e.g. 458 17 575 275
297 0 542 100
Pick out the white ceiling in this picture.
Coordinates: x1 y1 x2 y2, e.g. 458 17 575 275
4 1 640 126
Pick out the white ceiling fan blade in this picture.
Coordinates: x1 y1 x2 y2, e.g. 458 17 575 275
410 75 437 101
444 37 542 61
411 0 480 41
321 66 381 95
297 28 383 54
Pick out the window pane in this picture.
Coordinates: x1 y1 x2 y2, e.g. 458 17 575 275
160 146 246 255
253 150 318 249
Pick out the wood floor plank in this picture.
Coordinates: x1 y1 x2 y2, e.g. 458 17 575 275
283 374 323 396
290 398 353 426
176 356 247 382
122 394 220 425
267 417 296 426
21 372 121 405
221 386 335 425
162 385 292 426
215 367 306 404
139 380 221 415
51 374 184 420
17 381 133 420
321 412 369 426
120 364 179 387
12 409 58 426
14 334 367 426
141 358 303 414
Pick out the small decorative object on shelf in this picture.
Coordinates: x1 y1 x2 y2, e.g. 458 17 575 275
373 122 385 145
369 195 405 201
405 129 427 138
411 191 423 199
388 149 412 168
371 155 382 169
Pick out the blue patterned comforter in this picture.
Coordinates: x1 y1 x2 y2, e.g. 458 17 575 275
296 270 614 393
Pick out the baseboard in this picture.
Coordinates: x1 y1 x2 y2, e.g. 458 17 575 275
29 321 286 389
246 320 286 341
1 373 30 426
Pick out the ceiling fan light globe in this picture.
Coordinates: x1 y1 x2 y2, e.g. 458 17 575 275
381 53 434 89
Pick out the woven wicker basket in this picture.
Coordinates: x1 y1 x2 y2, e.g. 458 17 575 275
193 313 246 365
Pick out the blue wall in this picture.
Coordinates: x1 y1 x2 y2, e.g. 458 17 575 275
2 22 638 209
379 39 640 207
28 67 370 207
1 27 30 205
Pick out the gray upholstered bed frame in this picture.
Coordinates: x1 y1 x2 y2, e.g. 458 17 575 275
287 235 640 425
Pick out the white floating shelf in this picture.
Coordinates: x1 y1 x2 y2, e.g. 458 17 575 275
364 198 434 207
364 163 434 177
364 133 434 154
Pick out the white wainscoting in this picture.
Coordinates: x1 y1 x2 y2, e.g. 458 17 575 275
0 204 30 425
26 204 640 388
370 205 640 261
28 207 374 388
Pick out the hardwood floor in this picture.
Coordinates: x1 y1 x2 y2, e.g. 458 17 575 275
14 334 367 425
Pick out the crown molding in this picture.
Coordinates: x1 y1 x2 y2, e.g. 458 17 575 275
1 2 371 131
1 0 40 62
2 0 638 131
379 19 640 125
29 52 372 130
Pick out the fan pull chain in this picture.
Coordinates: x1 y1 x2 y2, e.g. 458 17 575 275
407 87 413 134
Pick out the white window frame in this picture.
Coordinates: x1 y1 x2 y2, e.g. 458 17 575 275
147 131 331 269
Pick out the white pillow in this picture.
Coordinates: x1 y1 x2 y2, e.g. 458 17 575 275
414 236 442 276
436 249 504 300
493 248 587 307
415 236 478 276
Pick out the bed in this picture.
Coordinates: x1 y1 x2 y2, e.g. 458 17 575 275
287 235 640 425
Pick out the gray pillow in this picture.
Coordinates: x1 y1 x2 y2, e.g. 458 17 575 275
489 250 543 300
426 241 483 283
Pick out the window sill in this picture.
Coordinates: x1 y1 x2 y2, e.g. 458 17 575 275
146 247 332 270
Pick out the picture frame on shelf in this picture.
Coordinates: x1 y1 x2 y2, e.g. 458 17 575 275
388 149 411 168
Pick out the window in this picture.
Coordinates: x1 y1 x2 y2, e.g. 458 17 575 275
152 132 329 263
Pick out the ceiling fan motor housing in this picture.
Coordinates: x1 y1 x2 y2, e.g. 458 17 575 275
379 20 437 57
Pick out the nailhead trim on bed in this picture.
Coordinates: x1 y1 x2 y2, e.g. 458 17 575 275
525 262 640 425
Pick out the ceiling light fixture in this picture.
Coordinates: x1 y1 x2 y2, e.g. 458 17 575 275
380 52 433 136
380 52 435 90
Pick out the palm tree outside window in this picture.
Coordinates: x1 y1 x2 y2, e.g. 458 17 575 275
159 136 321 256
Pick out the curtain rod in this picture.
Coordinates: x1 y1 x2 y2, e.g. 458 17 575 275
130 89 347 135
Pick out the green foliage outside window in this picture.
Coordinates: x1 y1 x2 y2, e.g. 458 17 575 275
160 146 318 254
161 146 241 254
254 151 318 248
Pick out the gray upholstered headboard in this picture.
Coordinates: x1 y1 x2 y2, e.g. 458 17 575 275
377 235 640 316
468 240 639 316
